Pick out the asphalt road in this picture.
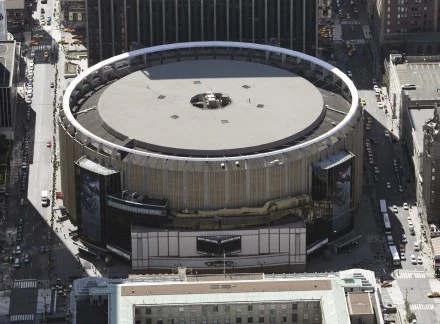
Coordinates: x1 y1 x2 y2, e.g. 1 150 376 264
6 0 85 320
312 2 440 322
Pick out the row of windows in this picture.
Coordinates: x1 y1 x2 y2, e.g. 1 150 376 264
138 312 320 324
137 303 319 315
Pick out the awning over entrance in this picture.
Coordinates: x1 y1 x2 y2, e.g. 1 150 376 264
313 150 354 170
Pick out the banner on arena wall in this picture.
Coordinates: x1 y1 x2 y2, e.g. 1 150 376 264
0 0 7 41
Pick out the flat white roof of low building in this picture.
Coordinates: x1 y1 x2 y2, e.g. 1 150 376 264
73 269 383 324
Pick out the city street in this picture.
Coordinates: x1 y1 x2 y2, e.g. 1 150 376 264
4 0 93 321
309 1 440 323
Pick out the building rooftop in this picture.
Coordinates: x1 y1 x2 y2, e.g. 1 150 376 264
0 41 16 88
76 156 119 175
395 61 440 100
72 269 383 324
74 60 351 158
85 59 328 156
346 292 374 315
408 107 435 154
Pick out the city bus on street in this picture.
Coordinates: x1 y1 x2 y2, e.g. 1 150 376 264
383 213 392 235
379 199 387 214
389 245 401 266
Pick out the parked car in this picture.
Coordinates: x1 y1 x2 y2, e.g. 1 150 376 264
411 254 417 264
413 241 420 251
402 234 408 243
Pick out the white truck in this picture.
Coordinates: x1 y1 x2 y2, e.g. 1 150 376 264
41 190 49 207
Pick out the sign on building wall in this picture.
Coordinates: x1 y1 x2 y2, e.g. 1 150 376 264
69 12 73 21
0 0 7 41
78 12 82 21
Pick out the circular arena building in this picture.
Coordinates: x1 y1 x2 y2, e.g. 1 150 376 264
59 42 362 273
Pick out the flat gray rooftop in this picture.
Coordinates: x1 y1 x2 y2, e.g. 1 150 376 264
96 60 323 155
75 61 351 158
395 62 440 100
409 107 435 153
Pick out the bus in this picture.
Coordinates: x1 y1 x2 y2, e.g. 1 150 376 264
383 213 392 235
389 245 401 266
379 199 387 214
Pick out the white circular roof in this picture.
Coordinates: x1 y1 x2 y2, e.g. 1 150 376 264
97 60 324 155
63 42 359 162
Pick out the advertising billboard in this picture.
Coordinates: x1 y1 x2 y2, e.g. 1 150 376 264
330 160 352 233
77 169 102 242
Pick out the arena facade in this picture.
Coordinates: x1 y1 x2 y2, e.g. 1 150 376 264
59 42 362 273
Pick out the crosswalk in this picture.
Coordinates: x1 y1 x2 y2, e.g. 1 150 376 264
13 279 37 289
410 304 435 311
341 20 361 25
394 271 426 279
10 314 35 322
347 39 366 44
30 44 54 51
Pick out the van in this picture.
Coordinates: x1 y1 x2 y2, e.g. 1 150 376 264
402 84 416 90
14 258 20 268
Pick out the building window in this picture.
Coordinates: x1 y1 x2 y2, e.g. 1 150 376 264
202 306 207 313
146 308 152 314
292 314 298 322
248 305 253 312
432 176 435 181
213 306 218 313
236 317 242 323
258 305 264 312
146 319 152 324
225 306 230 312
190 318 196 324
247 316 253 323
314 303 319 310
304 304 308 311
304 313 309 321
213 318 218 324
225 316 230 324
314 313 320 321
433 168 436 173
168 318 174 324
202 317 207 324
282 314 287 322
292 303 298 311
281 304 287 310
179 307 184 313
258 315 264 323
157 319 163 324
179 319 185 324
270 314 276 323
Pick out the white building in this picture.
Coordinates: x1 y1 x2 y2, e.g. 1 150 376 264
71 269 384 324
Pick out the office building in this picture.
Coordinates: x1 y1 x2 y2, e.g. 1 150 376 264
0 41 20 139
386 54 440 222
71 268 383 324
85 0 317 65
373 0 439 49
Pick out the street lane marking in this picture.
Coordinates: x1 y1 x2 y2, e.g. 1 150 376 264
410 304 435 310
394 271 426 279
10 314 35 321
13 279 37 289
